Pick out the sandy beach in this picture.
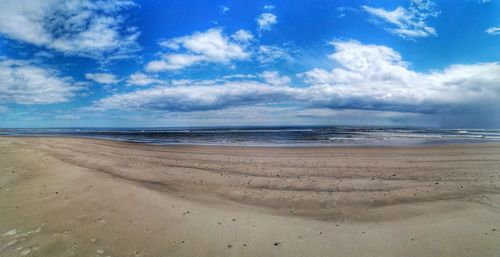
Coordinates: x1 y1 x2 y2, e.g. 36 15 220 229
0 136 499 257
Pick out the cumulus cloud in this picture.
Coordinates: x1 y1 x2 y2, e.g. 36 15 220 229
486 26 500 35
146 28 250 72
126 72 161 86
85 73 119 84
0 59 81 104
231 30 254 43
300 40 500 113
0 0 140 59
256 13 277 32
363 0 439 39
145 28 290 73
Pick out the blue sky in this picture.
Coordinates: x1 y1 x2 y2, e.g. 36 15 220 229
0 0 499 128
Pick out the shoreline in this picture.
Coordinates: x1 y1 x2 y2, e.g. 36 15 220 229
3 134 500 149
1 136 499 256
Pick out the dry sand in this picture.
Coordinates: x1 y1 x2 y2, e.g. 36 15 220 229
0 136 499 256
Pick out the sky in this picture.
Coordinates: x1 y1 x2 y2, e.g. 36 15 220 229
0 0 499 128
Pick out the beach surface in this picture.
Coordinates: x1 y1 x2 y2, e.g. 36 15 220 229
1 137 499 257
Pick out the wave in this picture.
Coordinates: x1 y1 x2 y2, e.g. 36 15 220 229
2 127 500 146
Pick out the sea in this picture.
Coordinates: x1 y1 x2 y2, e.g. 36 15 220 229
1 126 500 147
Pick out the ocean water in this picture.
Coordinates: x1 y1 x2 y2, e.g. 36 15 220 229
1 127 500 146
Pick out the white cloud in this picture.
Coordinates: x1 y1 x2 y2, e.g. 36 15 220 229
300 40 500 112
85 73 119 84
219 5 230 13
0 0 140 59
126 72 161 86
257 45 293 64
221 71 291 85
231 30 254 43
146 54 204 72
336 6 358 18
260 71 291 86
256 13 277 32
94 40 500 127
0 59 81 104
263 5 275 10
95 81 303 112
363 0 439 39
146 28 288 73
486 26 500 35
146 28 250 72
222 74 258 80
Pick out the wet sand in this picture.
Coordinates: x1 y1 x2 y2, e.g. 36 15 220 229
0 136 499 256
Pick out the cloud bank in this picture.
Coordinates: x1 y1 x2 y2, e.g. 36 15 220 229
301 40 500 113
96 40 500 127
96 81 302 112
